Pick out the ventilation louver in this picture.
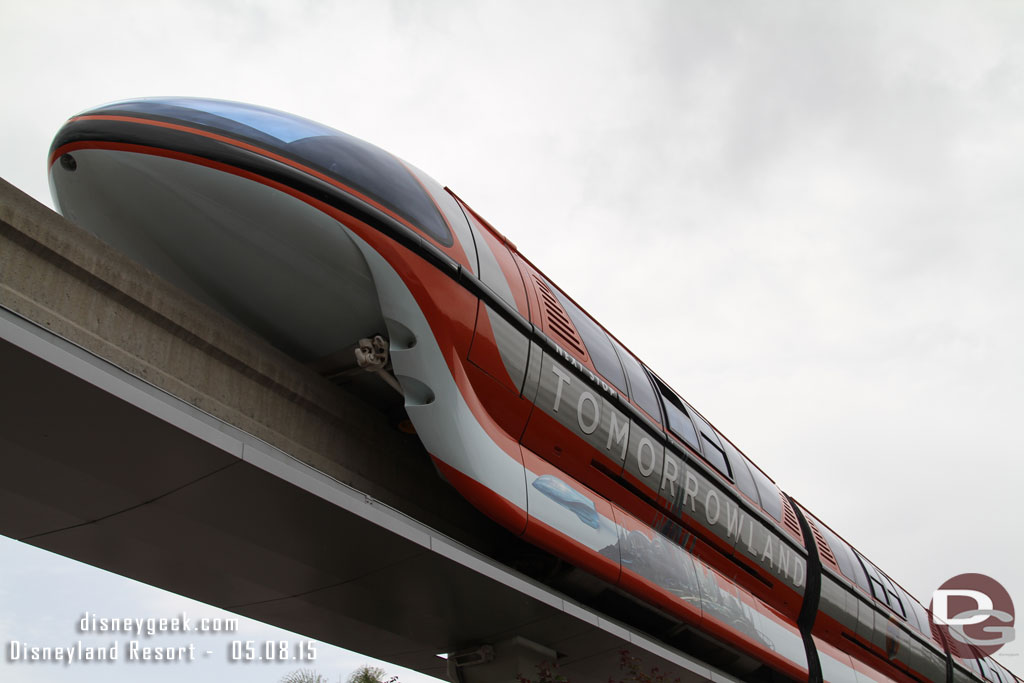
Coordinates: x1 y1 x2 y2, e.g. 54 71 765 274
782 497 802 539
808 518 840 570
532 274 588 359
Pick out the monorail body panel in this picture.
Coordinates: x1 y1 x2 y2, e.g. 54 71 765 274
47 98 1006 683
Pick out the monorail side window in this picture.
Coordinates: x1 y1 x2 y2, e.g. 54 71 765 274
898 588 924 633
909 598 934 639
404 163 477 254
684 402 732 479
651 378 701 453
885 586 906 618
748 463 784 523
816 521 872 593
966 658 984 677
721 438 761 504
989 662 1008 683
550 287 628 394
700 439 730 479
609 340 662 422
861 558 907 619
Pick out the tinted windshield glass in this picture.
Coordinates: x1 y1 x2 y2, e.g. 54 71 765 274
93 98 453 246
133 98 335 142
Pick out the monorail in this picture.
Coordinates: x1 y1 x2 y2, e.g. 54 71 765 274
48 98 1016 683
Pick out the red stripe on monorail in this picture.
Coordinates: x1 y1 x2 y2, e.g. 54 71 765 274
433 447 809 681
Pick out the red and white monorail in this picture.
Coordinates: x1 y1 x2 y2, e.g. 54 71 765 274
47 98 1016 683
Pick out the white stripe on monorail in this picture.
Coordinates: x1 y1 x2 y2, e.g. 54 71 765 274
0 304 739 683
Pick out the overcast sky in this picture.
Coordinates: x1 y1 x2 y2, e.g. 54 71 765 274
1 1 1022 681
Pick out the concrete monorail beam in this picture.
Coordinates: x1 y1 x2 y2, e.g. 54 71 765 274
0 178 735 683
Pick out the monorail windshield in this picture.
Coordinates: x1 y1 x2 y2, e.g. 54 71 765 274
89 98 454 246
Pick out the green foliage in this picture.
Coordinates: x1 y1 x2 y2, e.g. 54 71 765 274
280 669 331 683
346 664 399 683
